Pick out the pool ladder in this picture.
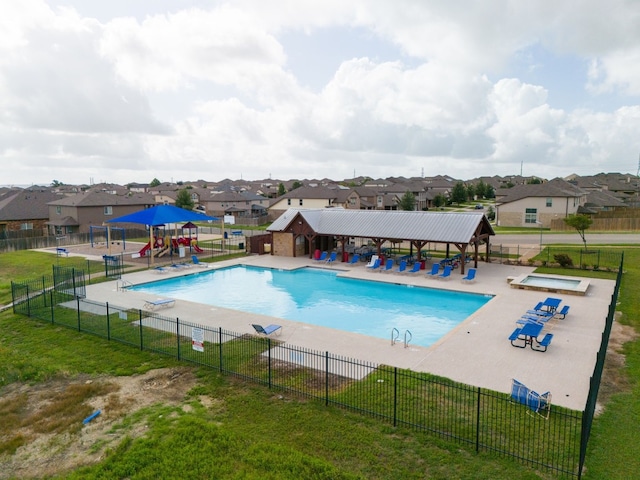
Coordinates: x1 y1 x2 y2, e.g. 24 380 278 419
117 279 132 292
391 328 412 348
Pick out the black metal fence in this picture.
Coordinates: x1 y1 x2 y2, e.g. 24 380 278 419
11 255 624 478
578 253 623 475
488 245 623 272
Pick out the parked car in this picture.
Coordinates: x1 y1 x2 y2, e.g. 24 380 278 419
475 204 483 209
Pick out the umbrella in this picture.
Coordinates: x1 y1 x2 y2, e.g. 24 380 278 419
106 204 218 226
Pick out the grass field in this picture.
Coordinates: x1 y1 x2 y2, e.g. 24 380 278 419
1 246 639 479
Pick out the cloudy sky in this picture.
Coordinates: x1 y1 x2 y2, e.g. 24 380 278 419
3 0 640 187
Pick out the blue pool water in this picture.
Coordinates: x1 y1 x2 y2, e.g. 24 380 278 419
131 266 492 347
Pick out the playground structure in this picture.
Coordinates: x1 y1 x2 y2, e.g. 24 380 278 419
90 225 126 250
136 222 205 258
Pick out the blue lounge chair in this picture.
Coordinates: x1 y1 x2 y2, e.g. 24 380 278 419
437 265 452 280
348 253 360 264
325 252 337 265
191 255 211 268
314 251 328 262
425 263 440 277
143 298 176 310
406 262 421 274
252 323 282 336
516 314 551 326
511 379 551 418
379 258 394 273
461 268 476 283
394 260 407 274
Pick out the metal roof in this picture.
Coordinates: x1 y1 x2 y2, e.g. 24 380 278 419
268 208 494 244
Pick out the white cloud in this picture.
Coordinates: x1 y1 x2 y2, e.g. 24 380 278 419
2 0 640 186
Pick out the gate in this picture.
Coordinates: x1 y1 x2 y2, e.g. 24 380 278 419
103 254 124 279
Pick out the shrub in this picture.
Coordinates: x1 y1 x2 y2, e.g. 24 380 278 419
554 253 573 268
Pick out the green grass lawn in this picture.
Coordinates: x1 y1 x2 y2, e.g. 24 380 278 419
1 248 639 478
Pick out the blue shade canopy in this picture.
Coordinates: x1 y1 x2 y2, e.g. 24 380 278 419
106 205 219 226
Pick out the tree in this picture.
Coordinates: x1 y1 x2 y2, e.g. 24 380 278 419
485 185 495 199
433 193 446 208
175 189 194 210
475 180 487 199
291 181 303 190
486 205 495 221
451 182 467 205
149 178 161 187
563 214 593 249
466 184 476 202
398 190 416 211
277 183 286 196
51 180 63 187
527 177 542 184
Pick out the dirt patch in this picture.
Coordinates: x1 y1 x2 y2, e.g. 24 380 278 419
0 367 199 479
595 316 639 414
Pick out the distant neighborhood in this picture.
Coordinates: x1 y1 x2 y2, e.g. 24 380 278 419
0 172 637 238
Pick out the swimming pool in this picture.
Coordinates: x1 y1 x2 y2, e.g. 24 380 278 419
131 266 492 347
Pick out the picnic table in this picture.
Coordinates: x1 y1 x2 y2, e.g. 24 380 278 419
541 297 562 313
509 321 554 352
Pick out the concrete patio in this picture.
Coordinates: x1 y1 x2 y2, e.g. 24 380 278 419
83 254 616 411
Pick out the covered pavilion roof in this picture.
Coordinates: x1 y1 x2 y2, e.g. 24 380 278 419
268 208 494 244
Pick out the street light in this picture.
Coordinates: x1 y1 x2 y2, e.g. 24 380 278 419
535 221 543 253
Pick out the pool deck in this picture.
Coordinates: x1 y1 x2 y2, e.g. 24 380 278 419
83 255 616 411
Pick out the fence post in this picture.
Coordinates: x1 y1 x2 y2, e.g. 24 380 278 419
268 338 272 389
393 367 398 427
218 327 223 372
325 351 329 406
26 285 30 317
50 290 54 324
72 268 77 297
42 277 47 307
139 309 144 350
76 296 81 331
176 317 181 360
476 387 481 452
106 302 111 340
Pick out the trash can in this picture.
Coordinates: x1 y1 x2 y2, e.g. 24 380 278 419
238 242 244 250
420 260 426 270
178 246 185 258
342 251 349 263
223 231 228 239
314 249 321 260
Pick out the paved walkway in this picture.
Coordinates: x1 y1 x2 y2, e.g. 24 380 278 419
83 255 615 411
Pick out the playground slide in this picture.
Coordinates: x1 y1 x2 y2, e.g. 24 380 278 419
192 244 204 253
139 242 151 257
157 244 170 257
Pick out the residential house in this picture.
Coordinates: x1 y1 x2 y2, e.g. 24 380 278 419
268 186 339 221
0 187 63 236
46 191 155 234
203 190 269 220
495 178 587 228
580 190 628 213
